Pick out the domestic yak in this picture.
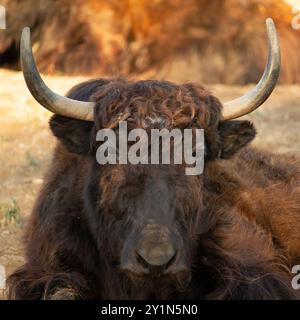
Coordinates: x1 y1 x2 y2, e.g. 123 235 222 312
8 19 300 300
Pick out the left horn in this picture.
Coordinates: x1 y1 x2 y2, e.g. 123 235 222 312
20 27 95 121
222 18 281 120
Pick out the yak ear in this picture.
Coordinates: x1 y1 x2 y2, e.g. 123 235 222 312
218 120 256 159
49 115 94 154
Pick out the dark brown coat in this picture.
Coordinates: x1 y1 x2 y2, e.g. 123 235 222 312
8 78 300 299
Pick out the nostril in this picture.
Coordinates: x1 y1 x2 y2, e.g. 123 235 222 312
135 251 151 269
165 250 177 269
136 250 176 275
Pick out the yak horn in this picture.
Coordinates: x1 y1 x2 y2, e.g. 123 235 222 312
223 18 281 120
20 27 95 121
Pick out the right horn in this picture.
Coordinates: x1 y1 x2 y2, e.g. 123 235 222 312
222 18 281 120
20 27 95 121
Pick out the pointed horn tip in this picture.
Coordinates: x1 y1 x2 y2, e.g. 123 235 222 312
21 27 31 51
266 18 276 31
22 27 30 37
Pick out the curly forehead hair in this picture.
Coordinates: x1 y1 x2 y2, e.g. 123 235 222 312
91 78 223 131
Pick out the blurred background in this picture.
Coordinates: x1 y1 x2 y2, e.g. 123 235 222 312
0 0 300 298
1 0 300 83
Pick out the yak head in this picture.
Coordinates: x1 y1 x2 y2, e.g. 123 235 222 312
49 79 256 285
89 79 259 280
19 19 279 291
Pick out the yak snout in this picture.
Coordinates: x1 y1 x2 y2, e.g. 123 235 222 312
120 224 188 277
136 225 176 268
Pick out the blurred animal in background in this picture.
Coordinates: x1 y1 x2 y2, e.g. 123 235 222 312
0 0 300 84
7 19 300 300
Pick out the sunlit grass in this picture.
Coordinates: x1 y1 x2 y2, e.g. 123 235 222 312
0 199 22 227
25 151 39 168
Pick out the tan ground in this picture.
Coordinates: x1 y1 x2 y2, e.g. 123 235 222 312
0 68 299 299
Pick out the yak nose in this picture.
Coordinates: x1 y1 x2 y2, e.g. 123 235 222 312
120 224 189 276
136 240 176 267
136 225 176 269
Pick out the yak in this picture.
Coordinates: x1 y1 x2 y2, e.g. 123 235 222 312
8 19 300 300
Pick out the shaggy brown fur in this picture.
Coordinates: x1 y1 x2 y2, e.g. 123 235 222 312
7 78 300 299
